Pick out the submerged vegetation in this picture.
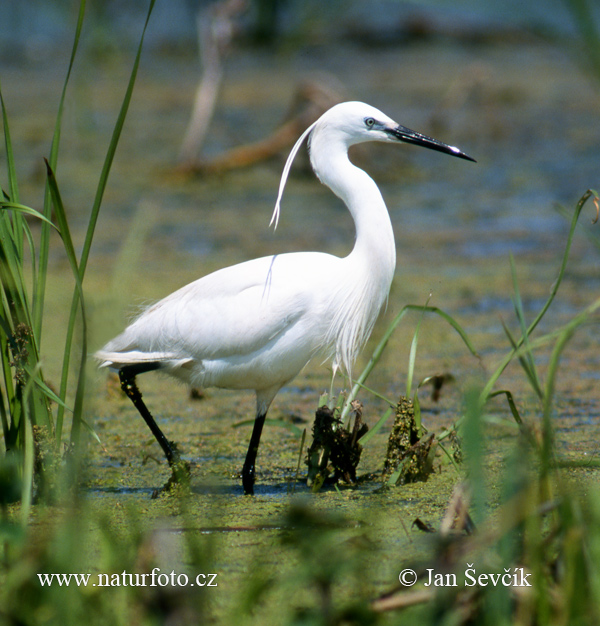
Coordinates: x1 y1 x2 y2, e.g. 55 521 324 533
1 2 600 625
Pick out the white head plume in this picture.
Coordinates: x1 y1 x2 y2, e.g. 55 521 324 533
269 119 318 229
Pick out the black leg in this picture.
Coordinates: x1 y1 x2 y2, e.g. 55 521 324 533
118 365 189 487
241 411 266 495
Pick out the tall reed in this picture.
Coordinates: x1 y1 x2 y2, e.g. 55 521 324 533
0 0 156 508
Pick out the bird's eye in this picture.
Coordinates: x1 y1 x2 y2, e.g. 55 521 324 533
365 117 375 128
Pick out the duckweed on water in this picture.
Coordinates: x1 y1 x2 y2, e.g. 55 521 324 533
2 3 600 624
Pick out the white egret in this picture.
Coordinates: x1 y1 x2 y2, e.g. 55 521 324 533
95 101 474 495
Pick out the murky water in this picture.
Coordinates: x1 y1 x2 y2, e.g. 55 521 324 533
3 30 599 475
2 31 599 621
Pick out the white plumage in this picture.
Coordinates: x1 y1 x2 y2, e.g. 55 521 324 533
96 101 474 494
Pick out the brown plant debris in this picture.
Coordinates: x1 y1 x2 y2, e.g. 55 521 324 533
439 482 475 537
305 401 368 491
8 322 32 385
412 518 436 533
422 372 455 402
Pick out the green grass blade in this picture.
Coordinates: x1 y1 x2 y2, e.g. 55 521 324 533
43 160 87 444
20 410 35 524
420 305 480 359
33 377 71 412
500 315 518 349
554 189 600 252
339 307 409 424
0 80 20 205
437 440 461 474
0 85 26 271
347 380 395 407
0 379 8 445
406 295 431 398
357 406 393 446
500 318 543 403
35 0 86 341
78 0 156 280
79 417 102 445
0 228 36 340
509 254 544 399
22 219 38 308
479 189 598 405
541 296 600 473
412 389 422 437
461 387 486 525
444 295 600 443
386 461 406 486
58 0 156 449
488 389 524 426
44 161 84 286
45 0 86 174
0 201 59 229
0 318 16 449
0 241 28 323
341 303 479 423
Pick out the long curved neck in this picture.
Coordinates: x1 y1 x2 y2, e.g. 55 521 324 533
309 132 397 374
310 135 396 281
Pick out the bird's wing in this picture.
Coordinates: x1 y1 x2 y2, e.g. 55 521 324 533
97 253 336 366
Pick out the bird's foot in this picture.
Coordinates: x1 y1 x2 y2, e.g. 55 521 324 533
151 459 191 499
241 466 255 496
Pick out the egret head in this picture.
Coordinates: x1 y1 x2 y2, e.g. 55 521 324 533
315 101 475 162
270 101 474 228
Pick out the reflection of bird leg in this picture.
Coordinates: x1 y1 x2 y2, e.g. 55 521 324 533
118 364 190 485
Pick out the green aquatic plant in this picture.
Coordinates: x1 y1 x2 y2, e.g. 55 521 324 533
313 189 599 494
0 0 156 506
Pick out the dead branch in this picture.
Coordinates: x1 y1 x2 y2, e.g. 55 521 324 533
178 0 247 164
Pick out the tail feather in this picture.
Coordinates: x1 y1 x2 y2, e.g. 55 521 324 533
94 349 190 370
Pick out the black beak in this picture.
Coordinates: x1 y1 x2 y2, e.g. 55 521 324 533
387 124 476 162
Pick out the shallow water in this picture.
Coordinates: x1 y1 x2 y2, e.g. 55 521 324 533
2 30 600 622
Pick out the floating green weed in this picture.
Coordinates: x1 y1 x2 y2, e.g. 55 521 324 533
1 7 599 626
320 190 599 500
340 302 479 427
478 189 598 408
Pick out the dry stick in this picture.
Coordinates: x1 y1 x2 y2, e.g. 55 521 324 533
178 0 246 164
189 117 306 174
181 80 344 175
370 484 548 614
371 589 435 612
